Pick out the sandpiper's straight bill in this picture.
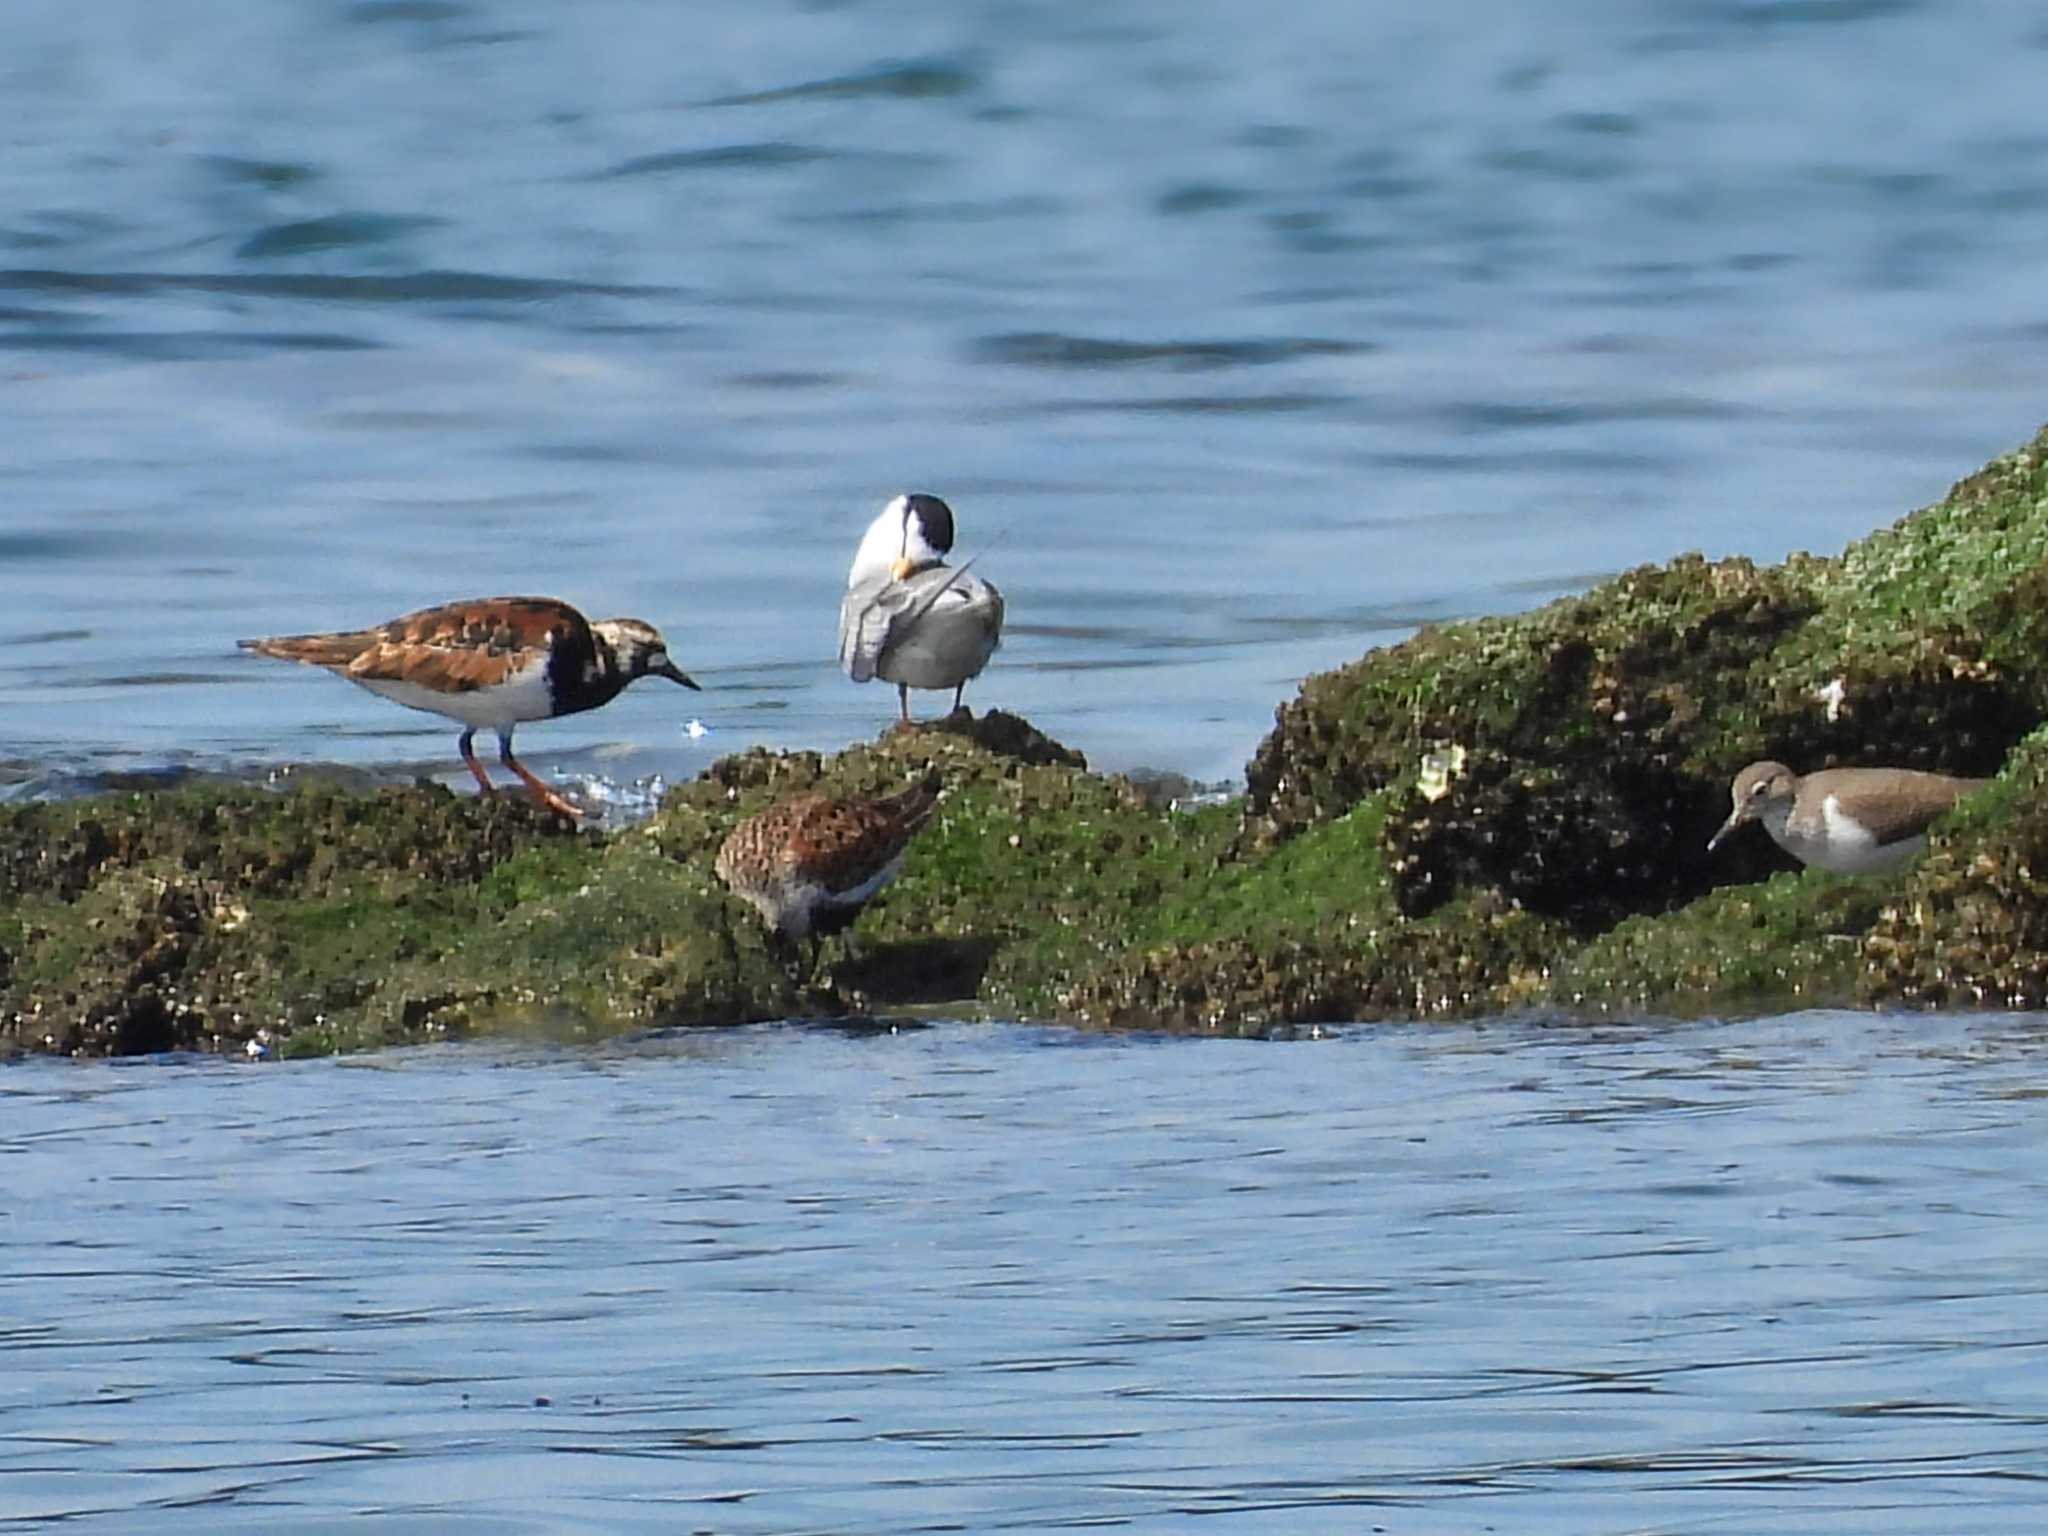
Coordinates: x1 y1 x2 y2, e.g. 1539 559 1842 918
1707 759 1989 875
240 595 699 820
838 493 1004 726
715 774 942 940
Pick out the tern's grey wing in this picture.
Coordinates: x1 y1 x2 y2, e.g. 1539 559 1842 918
965 576 1003 651
839 574 915 682
842 564 1005 687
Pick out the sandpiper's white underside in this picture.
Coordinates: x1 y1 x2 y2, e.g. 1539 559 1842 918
753 850 909 939
352 656 554 731
1765 793 1924 876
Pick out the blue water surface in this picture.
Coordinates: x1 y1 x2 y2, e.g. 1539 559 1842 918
7 1013 2048 1532
1 0 2044 789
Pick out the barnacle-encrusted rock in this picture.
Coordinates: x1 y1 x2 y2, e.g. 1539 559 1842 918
0 721 1120 1057
1858 727 2048 1010
7 424 2048 1055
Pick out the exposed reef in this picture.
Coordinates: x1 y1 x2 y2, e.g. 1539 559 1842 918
6 425 2048 1055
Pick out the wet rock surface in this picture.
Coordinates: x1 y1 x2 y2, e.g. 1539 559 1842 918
7 427 2048 1055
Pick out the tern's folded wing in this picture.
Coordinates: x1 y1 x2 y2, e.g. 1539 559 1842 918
838 576 906 682
841 567 1002 682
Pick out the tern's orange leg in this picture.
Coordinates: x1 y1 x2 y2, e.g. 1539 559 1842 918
498 731 583 820
886 683 922 735
458 728 497 796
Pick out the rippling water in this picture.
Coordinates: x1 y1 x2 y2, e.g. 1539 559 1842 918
3 0 2046 791
8 1013 2048 1531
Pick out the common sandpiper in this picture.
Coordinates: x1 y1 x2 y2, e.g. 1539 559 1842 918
715 773 943 940
1706 760 1989 875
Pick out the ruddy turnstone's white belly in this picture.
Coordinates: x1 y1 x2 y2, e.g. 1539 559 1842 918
353 658 555 729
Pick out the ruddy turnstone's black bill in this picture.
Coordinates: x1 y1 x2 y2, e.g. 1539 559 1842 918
715 773 943 940
838 493 1004 726
240 595 699 820
1707 759 1989 875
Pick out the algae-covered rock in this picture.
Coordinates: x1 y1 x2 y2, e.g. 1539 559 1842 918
1534 876 1883 1018
0 714 1132 1057
0 783 593 1055
1859 723 2048 1010
0 781 805 1057
1245 427 2048 934
1211 422 2048 1024
650 711 1178 1014
9 425 2048 1055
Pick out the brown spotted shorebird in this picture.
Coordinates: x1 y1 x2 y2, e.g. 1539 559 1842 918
1707 760 1989 875
838 493 1004 726
716 774 943 941
240 595 699 819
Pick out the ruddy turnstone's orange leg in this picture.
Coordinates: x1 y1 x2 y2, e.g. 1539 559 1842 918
497 730 583 820
458 729 497 796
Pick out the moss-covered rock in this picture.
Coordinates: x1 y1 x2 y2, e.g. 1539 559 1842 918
0 715 1137 1057
8 426 2048 1055
1858 722 2048 1010
0 784 619 1056
1535 875 1882 1019
1244 428 2048 931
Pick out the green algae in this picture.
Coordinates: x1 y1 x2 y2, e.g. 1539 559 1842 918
1219 422 2048 1024
0 715 1147 1056
0 784 614 1056
1536 874 1880 1018
1858 722 2048 1010
10 425 2048 1055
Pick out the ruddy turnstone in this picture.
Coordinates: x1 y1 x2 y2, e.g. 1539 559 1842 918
715 774 943 940
1707 760 1988 875
240 595 699 819
838 493 1004 726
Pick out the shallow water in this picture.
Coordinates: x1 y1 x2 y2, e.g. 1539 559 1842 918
7 1012 2048 1532
3 0 2047 792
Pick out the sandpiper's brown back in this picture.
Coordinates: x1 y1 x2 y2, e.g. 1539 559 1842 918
1803 766 1990 847
776 773 942 890
715 772 944 931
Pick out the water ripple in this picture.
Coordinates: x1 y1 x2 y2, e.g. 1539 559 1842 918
9 1014 2048 1528
596 143 836 179
972 332 1367 371
706 59 980 108
0 269 668 302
